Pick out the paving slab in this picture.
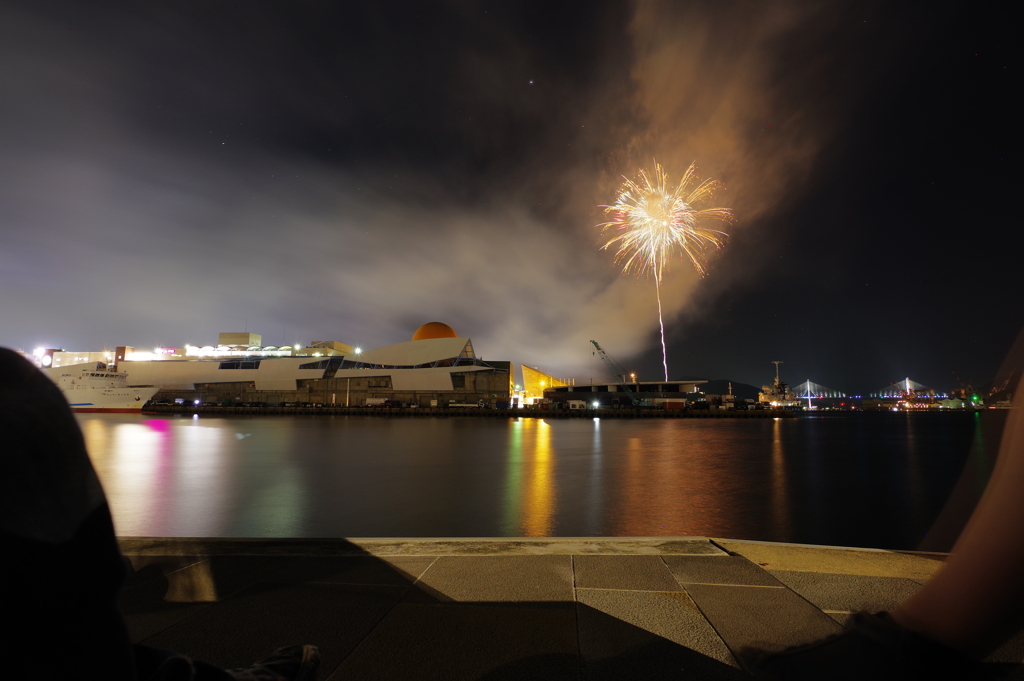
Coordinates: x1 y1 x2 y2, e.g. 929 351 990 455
402 555 573 604
141 582 406 673
716 540 945 580
327 602 577 681
576 596 747 681
576 588 737 667
663 555 783 586
573 555 683 592
682 583 843 654
118 579 212 642
767 570 922 613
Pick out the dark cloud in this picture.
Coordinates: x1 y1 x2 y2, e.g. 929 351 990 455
0 1 1016 392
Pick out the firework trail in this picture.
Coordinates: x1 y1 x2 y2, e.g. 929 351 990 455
600 161 734 381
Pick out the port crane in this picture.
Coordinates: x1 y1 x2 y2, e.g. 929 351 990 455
589 340 641 407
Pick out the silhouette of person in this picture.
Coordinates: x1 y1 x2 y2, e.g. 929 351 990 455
0 348 318 680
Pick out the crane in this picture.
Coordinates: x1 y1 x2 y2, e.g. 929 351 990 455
590 340 641 407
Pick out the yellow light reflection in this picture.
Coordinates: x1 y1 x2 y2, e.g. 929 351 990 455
521 419 555 536
502 418 557 536
770 417 792 539
79 418 110 469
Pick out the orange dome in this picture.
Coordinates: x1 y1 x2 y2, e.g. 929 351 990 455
412 321 458 341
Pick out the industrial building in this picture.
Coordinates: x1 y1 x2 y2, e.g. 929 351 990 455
544 380 707 409
519 365 571 405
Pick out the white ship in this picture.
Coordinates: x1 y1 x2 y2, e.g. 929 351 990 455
44 362 159 413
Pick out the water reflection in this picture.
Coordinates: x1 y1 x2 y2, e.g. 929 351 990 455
500 419 523 535
585 418 603 535
503 418 556 536
77 415 309 536
75 412 981 548
173 420 232 537
770 417 792 541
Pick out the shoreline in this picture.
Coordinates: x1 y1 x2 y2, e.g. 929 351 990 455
139 404 797 418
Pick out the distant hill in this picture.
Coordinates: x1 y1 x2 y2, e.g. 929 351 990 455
676 378 761 400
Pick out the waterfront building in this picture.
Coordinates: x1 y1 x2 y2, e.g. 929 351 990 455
100 322 512 408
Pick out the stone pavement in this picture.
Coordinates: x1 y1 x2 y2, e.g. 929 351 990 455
117 537 1024 680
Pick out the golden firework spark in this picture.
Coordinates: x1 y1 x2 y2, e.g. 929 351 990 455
599 161 734 380
600 161 733 279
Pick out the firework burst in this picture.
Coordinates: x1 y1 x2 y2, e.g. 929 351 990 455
600 161 734 380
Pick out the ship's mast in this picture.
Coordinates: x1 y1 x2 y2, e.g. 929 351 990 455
772 360 783 388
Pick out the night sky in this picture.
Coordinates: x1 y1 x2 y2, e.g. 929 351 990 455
1 1 1016 395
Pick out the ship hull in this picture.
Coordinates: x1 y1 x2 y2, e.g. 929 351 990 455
66 387 160 412
72 406 152 413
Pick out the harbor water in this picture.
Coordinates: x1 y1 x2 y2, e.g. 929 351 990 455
77 411 996 550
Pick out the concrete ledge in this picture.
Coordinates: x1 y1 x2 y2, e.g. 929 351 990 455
118 536 729 557
716 539 946 580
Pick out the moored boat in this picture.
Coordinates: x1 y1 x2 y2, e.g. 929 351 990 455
44 362 159 412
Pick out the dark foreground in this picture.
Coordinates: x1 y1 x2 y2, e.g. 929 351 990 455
118 537 1024 680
